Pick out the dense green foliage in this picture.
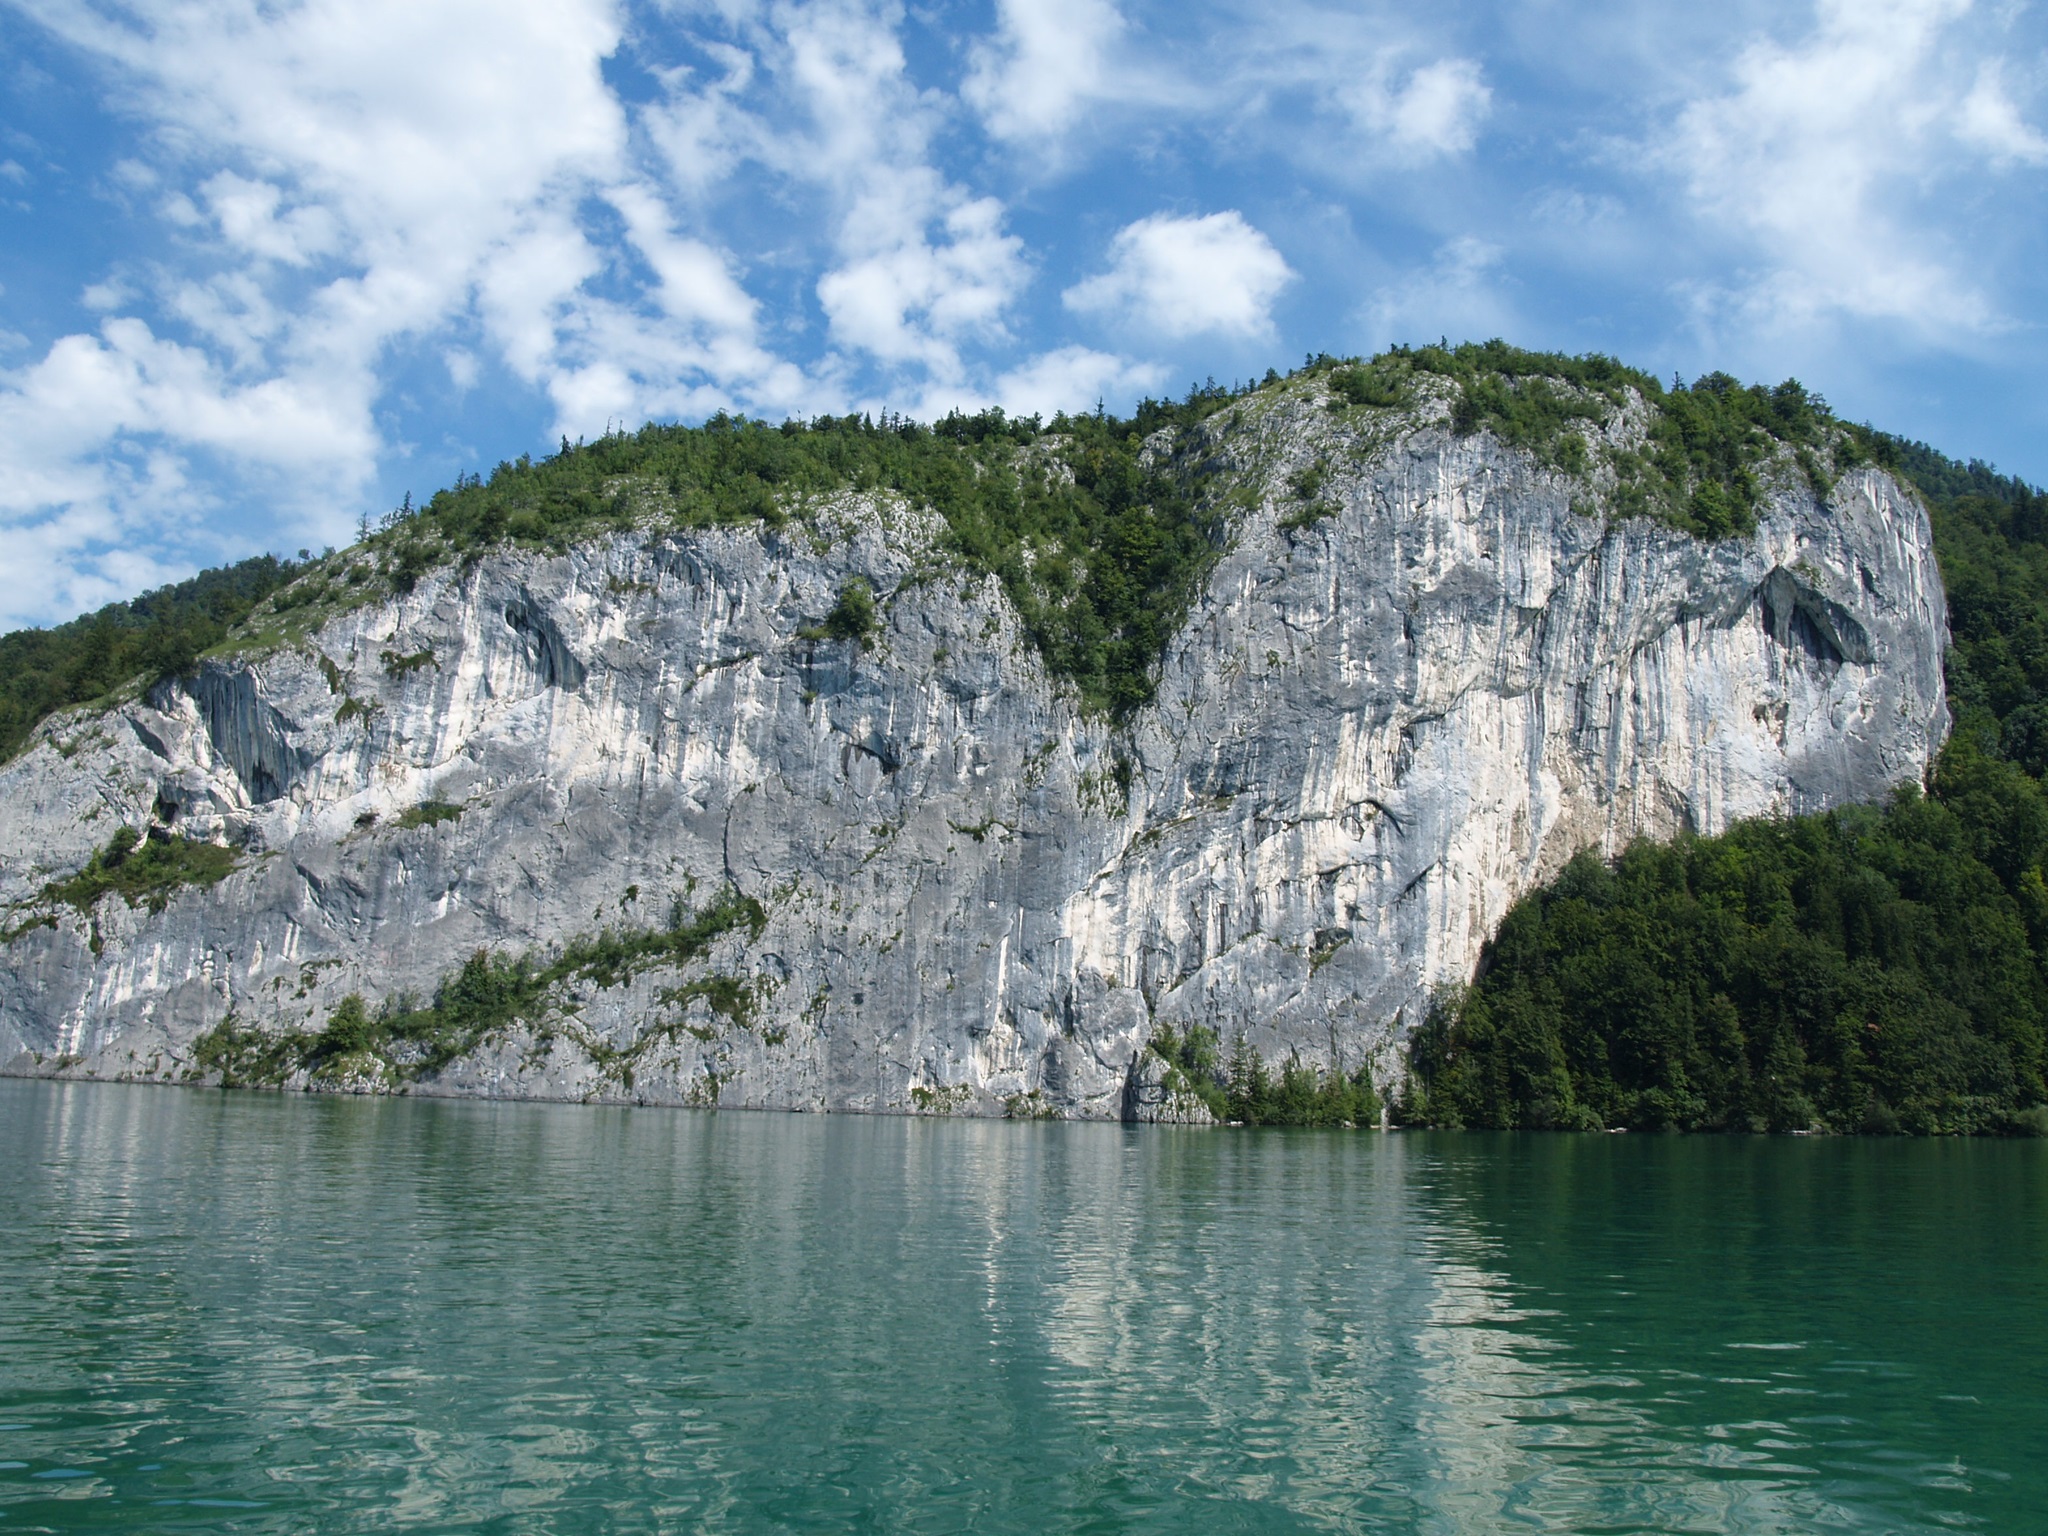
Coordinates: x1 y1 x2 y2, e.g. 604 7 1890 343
1406 435 2048 1135
393 800 464 831
1403 774 2048 1136
1866 436 2048 768
36 826 239 917
194 887 766 1087
0 556 299 761
1151 1024 1382 1127
1389 340 1844 538
803 579 879 645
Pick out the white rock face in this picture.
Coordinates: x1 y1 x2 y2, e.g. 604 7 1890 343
0 401 1948 1115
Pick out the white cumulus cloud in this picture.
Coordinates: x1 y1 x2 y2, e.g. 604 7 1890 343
1064 211 1293 339
643 0 1033 408
818 193 1028 368
785 5 1031 388
963 0 1128 142
991 346 1166 418
0 0 814 622
1342 56 1492 161
1660 0 2033 335
1957 64 2048 166
0 316 376 625
1362 236 1516 351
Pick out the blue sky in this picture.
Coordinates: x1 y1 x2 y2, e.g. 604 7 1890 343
1 0 2044 628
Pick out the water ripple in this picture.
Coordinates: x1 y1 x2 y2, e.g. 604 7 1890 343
1 1083 2042 1533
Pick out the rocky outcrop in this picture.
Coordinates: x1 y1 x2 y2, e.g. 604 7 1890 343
1123 1050 1219 1124
0 387 1948 1115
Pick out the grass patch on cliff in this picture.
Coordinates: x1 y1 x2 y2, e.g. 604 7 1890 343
190 885 767 1087
394 800 464 831
40 826 239 916
380 647 436 677
798 578 879 646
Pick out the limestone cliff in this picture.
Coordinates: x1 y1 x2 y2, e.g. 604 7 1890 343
0 378 1948 1115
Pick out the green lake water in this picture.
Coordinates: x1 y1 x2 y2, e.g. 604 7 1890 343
0 1079 2042 1534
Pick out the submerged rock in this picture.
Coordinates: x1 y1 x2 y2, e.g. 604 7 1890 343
0 387 1948 1116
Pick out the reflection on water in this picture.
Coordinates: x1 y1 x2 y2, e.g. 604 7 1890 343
0 1080 2041 1533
